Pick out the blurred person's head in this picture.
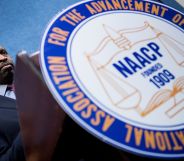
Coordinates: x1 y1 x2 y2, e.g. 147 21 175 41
0 47 14 85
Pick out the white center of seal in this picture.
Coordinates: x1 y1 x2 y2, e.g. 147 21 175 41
68 12 184 129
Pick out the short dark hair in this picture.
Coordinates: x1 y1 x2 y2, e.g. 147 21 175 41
0 46 8 55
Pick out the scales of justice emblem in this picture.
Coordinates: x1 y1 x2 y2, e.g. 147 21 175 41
85 21 184 119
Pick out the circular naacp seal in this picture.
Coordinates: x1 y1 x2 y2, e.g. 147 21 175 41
40 0 184 159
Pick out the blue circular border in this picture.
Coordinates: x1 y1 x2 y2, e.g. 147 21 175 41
40 0 184 159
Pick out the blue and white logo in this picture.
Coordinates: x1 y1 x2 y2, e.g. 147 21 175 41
40 0 184 158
